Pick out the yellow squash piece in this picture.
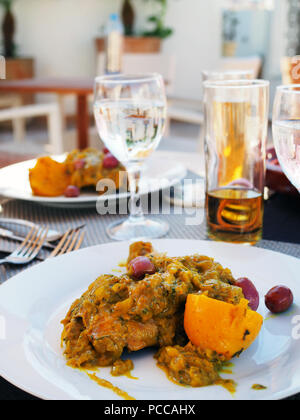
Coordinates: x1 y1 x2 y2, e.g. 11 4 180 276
184 294 263 360
29 156 71 197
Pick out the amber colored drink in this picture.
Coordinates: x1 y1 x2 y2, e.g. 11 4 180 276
206 188 264 245
213 101 251 187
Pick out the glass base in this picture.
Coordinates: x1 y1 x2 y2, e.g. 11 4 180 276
207 228 262 246
166 182 205 208
106 217 169 241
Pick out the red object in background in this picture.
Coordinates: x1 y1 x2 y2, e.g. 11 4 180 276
266 147 299 196
64 186 80 198
74 159 86 170
103 153 119 169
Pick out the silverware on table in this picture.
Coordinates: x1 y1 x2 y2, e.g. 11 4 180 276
0 226 86 265
49 228 85 258
0 226 48 266
0 218 85 242
0 247 45 261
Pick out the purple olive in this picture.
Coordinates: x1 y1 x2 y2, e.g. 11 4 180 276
265 286 294 314
64 185 80 198
103 153 119 170
236 277 260 311
74 159 85 170
128 256 156 280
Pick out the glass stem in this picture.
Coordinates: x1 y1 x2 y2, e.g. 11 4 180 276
127 165 145 224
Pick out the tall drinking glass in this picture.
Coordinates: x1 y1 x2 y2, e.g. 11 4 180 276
204 79 269 244
94 73 169 241
170 70 254 209
273 85 300 192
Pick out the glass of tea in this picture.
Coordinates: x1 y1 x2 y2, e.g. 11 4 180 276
168 70 255 209
203 79 270 245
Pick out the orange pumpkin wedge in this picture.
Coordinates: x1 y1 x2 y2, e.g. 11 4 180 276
184 294 263 360
29 157 71 197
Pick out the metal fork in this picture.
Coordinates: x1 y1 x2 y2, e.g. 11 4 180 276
49 228 85 258
0 226 48 266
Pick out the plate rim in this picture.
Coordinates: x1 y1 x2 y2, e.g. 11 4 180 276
0 153 187 207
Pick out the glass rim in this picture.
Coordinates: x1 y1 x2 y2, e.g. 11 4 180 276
276 84 300 93
94 73 163 84
202 69 254 77
203 79 270 89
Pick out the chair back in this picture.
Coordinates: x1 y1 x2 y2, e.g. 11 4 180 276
96 52 176 95
219 56 262 79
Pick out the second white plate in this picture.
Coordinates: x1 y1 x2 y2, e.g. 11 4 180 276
0 152 187 209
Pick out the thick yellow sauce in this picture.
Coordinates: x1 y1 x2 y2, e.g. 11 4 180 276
224 362 234 368
216 379 237 396
125 372 139 380
157 360 237 396
252 384 267 391
218 363 236 395
118 260 127 267
87 373 136 400
220 368 233 375
157 364 187 388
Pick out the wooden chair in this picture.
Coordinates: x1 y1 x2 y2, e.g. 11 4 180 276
0 94 26 142
0 103 64 154
219 56 262 79
96 52 176 94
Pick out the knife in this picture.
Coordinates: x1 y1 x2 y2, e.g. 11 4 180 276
0 227 55 250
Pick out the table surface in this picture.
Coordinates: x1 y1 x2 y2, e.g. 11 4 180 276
0 77 94 95
0 150 299 401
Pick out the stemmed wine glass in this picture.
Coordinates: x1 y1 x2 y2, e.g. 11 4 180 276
94 73 169 241
273 85 300 192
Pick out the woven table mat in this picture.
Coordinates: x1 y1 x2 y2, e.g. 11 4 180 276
0 195 300 282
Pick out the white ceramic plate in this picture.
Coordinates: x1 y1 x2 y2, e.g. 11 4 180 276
0 153 186 209
0 239 299 401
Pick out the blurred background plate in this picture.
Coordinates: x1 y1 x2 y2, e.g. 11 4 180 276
266 147 298 196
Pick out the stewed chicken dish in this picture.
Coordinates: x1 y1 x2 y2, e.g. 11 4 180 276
29 147 126 197
61 242 263 388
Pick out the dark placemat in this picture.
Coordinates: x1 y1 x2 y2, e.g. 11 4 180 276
263 193 300 245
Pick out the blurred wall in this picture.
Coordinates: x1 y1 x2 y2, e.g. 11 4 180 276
0 0 288 103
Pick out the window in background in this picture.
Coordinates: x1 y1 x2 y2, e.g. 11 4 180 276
287 0 300 57
222 0 274 75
